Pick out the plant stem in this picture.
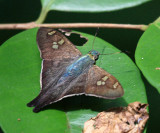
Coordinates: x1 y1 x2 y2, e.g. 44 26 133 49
36 8 49 24
0 22 148 31
35 0 55 24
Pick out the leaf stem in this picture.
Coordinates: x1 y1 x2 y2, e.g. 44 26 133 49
36 0 55 24
0 22 148 31
36 8 49 24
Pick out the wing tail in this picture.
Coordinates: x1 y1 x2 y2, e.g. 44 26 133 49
27 92 53 113
27 92 43 107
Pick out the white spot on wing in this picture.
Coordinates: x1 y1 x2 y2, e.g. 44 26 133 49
48 30 56 35
52 44 58 49
53 42 57 45
113 82 119 89
102 76 108 81
58 39 64 45
97 81 102 86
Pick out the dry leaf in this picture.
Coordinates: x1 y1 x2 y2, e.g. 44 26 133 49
83 102 149 133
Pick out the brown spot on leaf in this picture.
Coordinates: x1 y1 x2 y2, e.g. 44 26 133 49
155 67 160 70
83 102 149 133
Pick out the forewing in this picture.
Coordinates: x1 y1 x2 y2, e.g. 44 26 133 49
41 58 77 91
85 65 124 99
37 27 81 60
27 27 83 111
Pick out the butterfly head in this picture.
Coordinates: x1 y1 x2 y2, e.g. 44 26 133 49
88 50 100 60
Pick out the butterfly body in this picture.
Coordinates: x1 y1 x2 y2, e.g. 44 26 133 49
27 28 124 112
58 53 95 84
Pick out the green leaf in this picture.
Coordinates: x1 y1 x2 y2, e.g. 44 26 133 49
41 0 149 12
36 0 150 23
135 23 160 93
0 28 147 133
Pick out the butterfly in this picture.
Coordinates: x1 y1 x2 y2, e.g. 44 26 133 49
27 27 124 112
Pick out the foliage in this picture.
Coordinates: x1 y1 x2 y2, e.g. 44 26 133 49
135 22 160 93
36 0 149 23
0 28 147 133
0 0 160 133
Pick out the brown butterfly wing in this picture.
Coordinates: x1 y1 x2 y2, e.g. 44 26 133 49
58 65 124 99
27 27 82 111
41 58 77 92
37 27 82 93
85 65 124 99
59 72 88 97
37 27 81 60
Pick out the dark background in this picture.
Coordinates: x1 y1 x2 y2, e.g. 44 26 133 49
0 0 160 132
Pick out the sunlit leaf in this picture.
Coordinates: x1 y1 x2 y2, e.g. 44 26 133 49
41 0 149 12
135 23 160 93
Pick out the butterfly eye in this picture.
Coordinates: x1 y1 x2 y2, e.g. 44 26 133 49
88 51 92 54
94 55 99 60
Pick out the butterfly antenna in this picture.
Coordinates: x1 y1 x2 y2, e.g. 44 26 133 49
92 27 99 50
100 51 122 55
100 50 130 55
